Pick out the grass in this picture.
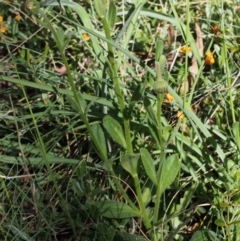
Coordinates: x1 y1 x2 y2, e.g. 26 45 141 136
1 0 240 240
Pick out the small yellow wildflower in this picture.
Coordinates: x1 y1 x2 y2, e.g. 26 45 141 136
177 111 184 120
179 45 192 54
165 93 174 102
0 25 7 34
205 51 215 65
177 106 193 121
14 14 21 21
0 16 3 25
82 33 90 41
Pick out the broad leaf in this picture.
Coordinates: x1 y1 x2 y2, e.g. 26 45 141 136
66 95 79 112
140 148 157 184
143 97 158 126
108 2 117 29
170 182 198 229
77 92 87 113
91 124 107 161
147 120 160 146
215 219 226 227
142 180 154 206
66 93 86 113
103 115 127 149
190 230 209 241
158 154 180 197
94 0 106 18
232 122 240 150
95 200 140 218
121 153 140 177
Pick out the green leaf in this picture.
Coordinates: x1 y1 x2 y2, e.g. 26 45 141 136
108 2 117 29
140 148 157 184
232 122 240 150
147 120 160 146
214 218 226 227
12 19 19 35
77 92 87 112
128 83 145 117
121 153 140 177
1 75 113 108
66 95 79 112
66 93 87 113
115 2 145 49
91 124 107 160
207 230 220 241
229 219 240 225
158 154 180 197
103 115 127 149
170 182 198 230
8 225 35 241
0 154 81 165
96 224 115 241
142 180 154 206
219 202 229 208
143 97 158 126
55 27 65 49
95 200 140 218
190 230 209 241
78 161 87 179
94 0 106 18
163 126 172 142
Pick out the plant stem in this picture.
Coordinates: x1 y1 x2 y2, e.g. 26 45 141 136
102 17 133 154
133 174 151 229
153 93 165 225
40 10 108 162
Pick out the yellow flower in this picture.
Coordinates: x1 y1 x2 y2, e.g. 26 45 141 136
179 45 192 54
0 16 3 25
82 33 90 41
14 14 21 21
177 106 193 120
212 24 220 35
165 93 174 102
177 111 184 120
205 51 215 65
0 25 7 33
